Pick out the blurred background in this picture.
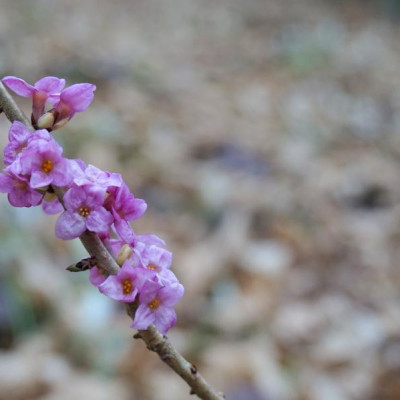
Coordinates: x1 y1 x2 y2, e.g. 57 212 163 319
1 0 400 399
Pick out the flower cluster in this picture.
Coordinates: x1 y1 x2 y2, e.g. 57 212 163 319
0 76 184 334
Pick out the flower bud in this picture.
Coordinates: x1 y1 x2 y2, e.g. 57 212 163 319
43 191 57 202
116 244 133 266
37 111 55 129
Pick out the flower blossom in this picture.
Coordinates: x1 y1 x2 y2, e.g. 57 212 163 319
55 185 113 240
0 74 185 335
98 257 155 302
4 121 51 165
8 136 72 189
140 245 178 285
106 223 165 261
105 182 147 238
0 172 42 207
73 163 122 191
2 76 65 123
131 279 184 334
50 83 96 130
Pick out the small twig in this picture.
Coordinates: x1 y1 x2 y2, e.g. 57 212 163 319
0 82 225 400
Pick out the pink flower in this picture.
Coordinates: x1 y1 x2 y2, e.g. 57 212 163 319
98 258 155 302
73 164 122 191
55 186 113 240
131 279 184 334
140 245 178 285
8 136 72 188
4 121 51 165
106 223 166 261
0 172 43 207
2 76 65 122
105 183 147 238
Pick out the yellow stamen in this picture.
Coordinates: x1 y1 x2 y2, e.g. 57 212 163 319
122 279 132 295
41 160 54 173
78 206 91 218
148 298 160 310
116 244 133 266
147 263 159 272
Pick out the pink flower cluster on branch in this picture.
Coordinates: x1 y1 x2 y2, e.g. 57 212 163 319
0 76 184 334
2 76 95 130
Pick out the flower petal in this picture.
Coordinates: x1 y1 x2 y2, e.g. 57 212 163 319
34 76 65 93
55 211 86 240
86 208 113 233
59 83 96 112
89 267 107 287
2 76 35 97
154 307 177 334
30 170 53 188
8 121 31 142
0 174 13 193
42 197 63 215
158 283 184 307
131 304 155 331
98 275 126 301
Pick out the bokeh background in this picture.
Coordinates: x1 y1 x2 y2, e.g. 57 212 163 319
1 0 400 399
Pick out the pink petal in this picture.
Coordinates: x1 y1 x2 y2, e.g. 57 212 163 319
63 186 86 211
42 198 63 215
139 279 161 304
86 208 113 233
98 275 123 300
30 170 53 188
50 159 73 187
155 307 177 334
59 83 96 112
131 304 155 330
55 211 86 240
34 76 65 93
124 198 147 221
159 283 184 307
89 267 107 287
8 121 31 142
2 76 35 97
0 174 13 192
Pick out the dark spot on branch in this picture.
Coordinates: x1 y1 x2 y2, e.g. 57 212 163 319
66 256 97 272
190 364 198 374
190 389 196 395
133 333 142 339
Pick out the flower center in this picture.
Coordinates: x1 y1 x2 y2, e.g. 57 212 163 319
78 206 91 218
15 180 28 190
147 263 159 272
122 279 132 295
41 159 54 173
17 143 27 154
148 298 160 310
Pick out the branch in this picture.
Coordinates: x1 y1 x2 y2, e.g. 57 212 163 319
0 82 225 400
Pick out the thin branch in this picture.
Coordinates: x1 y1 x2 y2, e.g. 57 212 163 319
0 82 225 400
